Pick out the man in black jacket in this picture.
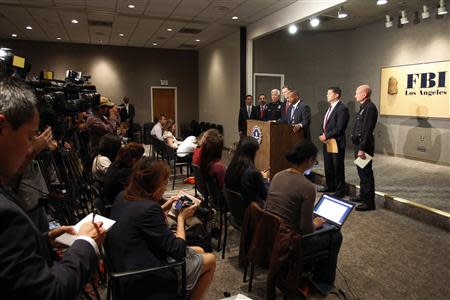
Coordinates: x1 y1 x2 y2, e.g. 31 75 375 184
352 85 378 211
119 96 135 137
0 77 105 299
238 94 258 137
318 87 350 198
283 89 311 140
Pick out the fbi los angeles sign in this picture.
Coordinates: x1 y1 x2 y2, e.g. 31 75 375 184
380 61 449 118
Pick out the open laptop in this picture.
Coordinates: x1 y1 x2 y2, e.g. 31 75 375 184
313 194 355 228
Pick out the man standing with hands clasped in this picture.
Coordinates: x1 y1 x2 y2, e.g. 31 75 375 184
352 84 378 211
318 87 349 198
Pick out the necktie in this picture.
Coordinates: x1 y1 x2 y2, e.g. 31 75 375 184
285 102 290 114
260 106 264 119
323 106 332 131
290 105 295 124
247 106 251 118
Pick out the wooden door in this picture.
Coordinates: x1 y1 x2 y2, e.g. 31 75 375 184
152 88 175 121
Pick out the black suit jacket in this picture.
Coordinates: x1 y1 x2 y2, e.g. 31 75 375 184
267 101 285 121
256 105 269 121
320 101 350 149
106 192 186 299
284 100 311 140
238 105 259 134
0 188 97 300
119 103 135 122
352 100 378 155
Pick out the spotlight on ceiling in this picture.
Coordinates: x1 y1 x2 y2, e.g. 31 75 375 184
310 17 320 27
232 16 238 20
377 0 387 5
288 24 298 34
422 5 430 19
438 0 448 15
195 39 200 42
167 28 173 32
400 10 409 24
128 4 135 9
338 6 348 19
26 26 32 30
119 33 124 37
71 19 78 24
11 33 18 38
56 37 61 40
152 43 157 46
385 15 393 28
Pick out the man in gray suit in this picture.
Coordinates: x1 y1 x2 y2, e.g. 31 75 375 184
284 89 311 140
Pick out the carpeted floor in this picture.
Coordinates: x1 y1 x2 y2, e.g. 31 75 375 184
165 174 450 300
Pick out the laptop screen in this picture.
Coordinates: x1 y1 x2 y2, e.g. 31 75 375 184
313 194 355 226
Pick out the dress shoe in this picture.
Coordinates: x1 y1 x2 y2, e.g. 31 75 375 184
355 203 375 211
349 196 364 203
317 186 334 193
330 191 345 198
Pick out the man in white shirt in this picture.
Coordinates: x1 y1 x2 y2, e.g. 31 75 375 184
151 114 167 141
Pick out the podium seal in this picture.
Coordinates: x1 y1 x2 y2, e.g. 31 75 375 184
251 126 262 144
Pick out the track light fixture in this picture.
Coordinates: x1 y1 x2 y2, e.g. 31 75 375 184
437 0 448 15
338 6 348 19
310 17 320 27
400 10 409 24
385 15 393 28
288 24 298 34
422 5 430 19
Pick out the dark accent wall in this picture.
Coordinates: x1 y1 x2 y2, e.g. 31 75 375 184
254 16 450 165
0 39 198 129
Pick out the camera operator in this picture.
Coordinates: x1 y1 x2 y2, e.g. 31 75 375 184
86 96 118 157
0 77 106 299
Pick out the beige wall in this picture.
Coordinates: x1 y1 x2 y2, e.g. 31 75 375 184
198 31 241 148
254 16 450 165
0 39 198 129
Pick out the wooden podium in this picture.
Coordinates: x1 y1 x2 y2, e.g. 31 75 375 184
247 120 304 178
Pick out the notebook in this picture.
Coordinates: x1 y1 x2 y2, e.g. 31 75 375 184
313 194 355 228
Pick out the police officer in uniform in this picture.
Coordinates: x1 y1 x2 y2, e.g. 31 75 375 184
266 89 285 121
352 84 378 211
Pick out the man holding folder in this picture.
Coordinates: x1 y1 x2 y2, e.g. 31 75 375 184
318 87 349 198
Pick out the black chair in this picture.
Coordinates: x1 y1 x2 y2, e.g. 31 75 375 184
150 135 166 160
192 164 208 200
165 145 192 190
105 258 187 300
222 187 246 259
205 177 227 253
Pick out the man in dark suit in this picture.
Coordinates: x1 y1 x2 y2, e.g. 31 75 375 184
352 85 378 211
280 85 291 122
266 89 285 121
318 87 350 198
238 94 258 136
256 94 268 121
0 78 105 299
119 96 135 137
283 89 311 140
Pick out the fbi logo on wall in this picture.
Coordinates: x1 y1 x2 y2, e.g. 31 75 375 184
251 126 263 144
380 61 449 118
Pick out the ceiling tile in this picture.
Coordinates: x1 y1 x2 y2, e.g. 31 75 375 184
128 18 163 45
117 0 150 15
28 8 69 41
171 0 210 19
144 0 180 18
53 0 85 8
87 0 117 11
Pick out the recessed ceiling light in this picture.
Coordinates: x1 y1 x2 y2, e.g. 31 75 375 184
71 19 78 24
119 33 124 37
26 26 32 30
167 28 173 32
195 39 200 42
152 43 157 46
288 24 298 34
232 16 238 20
310 17 320 27
128 4 135 9
377 0 387 5
11 33 17 37
56 37 62 40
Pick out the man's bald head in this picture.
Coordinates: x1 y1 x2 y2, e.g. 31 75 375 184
355 84 372 103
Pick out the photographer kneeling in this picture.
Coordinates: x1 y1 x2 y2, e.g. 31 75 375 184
106 157 216 299
0 77 106 299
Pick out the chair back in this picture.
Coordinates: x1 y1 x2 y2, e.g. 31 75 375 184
239 202 282 269
205 176 225 210
192 164 208 201
223 187 247 228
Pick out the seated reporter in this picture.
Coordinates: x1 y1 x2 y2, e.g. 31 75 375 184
91 134 121 183
102 142 144 204
199 132 226 189
162 118 182 149
106 157 216 299
0 77 105 299
265 142 342 294
224 136 269 207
